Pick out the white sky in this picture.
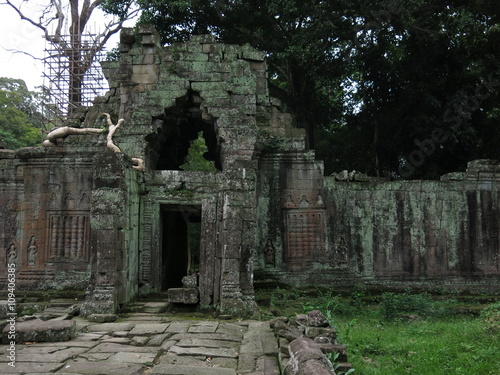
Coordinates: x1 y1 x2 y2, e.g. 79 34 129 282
0 2 138 91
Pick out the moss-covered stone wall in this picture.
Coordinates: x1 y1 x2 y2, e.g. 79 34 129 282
1 26 498 318
255 159 500 293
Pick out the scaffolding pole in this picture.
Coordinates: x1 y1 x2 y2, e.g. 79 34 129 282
42 33 108 127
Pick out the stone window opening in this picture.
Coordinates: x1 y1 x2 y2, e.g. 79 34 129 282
147 90 222 171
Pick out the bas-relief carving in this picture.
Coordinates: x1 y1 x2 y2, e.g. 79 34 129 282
283 191 325 209
284 209 326 262
282 189 326 264
27 236 38 266
265 238 275 267
47 212 89 261
6 243 17 266
335 237 349 266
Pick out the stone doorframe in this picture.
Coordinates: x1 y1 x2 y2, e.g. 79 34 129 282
139 193 220 307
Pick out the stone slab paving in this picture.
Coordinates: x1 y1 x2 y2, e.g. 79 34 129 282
0 314 280 375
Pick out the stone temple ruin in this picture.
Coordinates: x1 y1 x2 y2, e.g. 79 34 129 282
1 26 499 316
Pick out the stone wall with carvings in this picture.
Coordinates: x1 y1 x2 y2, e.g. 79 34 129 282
1 25 499 317
256 159 500 293
0 26 305 316
0 148 95 290
324 159 500 291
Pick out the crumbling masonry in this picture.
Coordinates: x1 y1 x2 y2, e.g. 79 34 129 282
1 26 499 315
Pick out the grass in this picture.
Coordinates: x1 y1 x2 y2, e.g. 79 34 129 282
256 288 500 375
340 314 498 375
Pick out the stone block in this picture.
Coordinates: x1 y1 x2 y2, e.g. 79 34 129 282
57 361 144 375
288 337 334 375
297 359 333 375
307 310 330 327
168 288 199 304
85 322 135 333
151 364 236 375
169 345 239 358
317 343 348 362
274 321 303 342
129 323 169 335
305 327 337 342
87 314 118 323
2 319 76 344
288 337 325 364
148 332 172 346
144 301 170 313
130 335 150 346
182 275 198 288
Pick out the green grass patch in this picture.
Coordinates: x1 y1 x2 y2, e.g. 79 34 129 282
256 288 499 374
340 314 499 375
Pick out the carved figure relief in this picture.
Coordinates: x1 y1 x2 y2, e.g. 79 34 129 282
265 238 275 267
316 194 324 206
336 237 348 265
299 195 310 207
7 243 17 266
27 236 38 266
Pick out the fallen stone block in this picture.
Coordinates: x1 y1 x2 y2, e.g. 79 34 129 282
287 337 334 375
2 319 76 344
168 288 199 304
269 316 289 328
317 343 348 362
298 359 334 375
305 326 337 342
306 310 329 327
274 320 303 341
294 314 308 326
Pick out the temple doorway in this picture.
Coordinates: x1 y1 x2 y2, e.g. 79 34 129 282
160 204 202 291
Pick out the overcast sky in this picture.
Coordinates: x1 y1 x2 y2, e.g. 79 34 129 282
0 3 137 91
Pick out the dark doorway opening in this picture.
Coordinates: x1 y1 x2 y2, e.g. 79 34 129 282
160 205 202 291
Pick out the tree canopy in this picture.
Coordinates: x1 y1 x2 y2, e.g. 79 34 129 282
0 78 42 149
104 0 500 178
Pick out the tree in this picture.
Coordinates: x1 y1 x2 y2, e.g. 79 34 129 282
0 77 45 130
2 0 139 115
83 0 500 178
341 0 500 178
0 78 42 149
180 132 218 172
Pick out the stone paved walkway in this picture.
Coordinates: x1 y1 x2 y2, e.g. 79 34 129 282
0 313 280 375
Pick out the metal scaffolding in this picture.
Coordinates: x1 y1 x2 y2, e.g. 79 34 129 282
42 33 108 126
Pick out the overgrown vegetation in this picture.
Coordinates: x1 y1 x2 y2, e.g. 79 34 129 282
480 301 500 334
179 131 218 172
0 78 43 149
102 0 500 178
257 288 500 375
